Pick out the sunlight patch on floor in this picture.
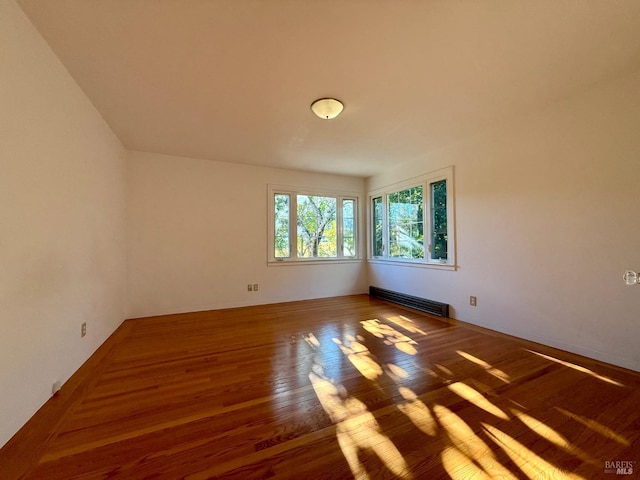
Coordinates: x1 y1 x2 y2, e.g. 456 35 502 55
442 444 520 480
483 423 585 480
441 446 493 480
434 363 454 377
554 407 630 446
457 350 511 383
308 335 412 480
448 382 509 420
397 387 438 436
526 350 623 387
361 319 418 355
386 363 410 382
434 405 516 479
434 405 491 458
511 409 599 466
304 332 320 348
333 337 384 381
385 315 428 336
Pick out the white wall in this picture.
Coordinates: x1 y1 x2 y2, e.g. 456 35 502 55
367 70 640 371
0 0 127 447
127 151 367 318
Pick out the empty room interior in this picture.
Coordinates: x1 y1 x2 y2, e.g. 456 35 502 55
2 1 640 478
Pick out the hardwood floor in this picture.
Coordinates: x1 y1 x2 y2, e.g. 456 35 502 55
2 294 639 479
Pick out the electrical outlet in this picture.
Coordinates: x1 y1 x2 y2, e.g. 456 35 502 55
470 296 477 306
253 284 259 292
247 284 253 292
81 322 87 337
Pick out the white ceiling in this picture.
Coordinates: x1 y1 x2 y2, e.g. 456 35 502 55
17 0 640 177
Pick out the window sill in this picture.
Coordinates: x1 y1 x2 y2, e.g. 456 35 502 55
268 258 363 267
367 258 457 271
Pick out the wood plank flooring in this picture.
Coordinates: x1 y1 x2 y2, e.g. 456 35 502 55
1 294 639 479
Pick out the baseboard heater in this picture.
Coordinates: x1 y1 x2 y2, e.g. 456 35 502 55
369 286 449 318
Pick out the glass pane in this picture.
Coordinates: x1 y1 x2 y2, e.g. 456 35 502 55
430 180 447 260
342 199 356 257
343 199 354 218
372 197 383 256
274 194 290 257
343 218 354 231
387 185 424 259
297 195 337 258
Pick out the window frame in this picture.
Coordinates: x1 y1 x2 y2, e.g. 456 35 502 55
268 185 361 265
367 166 456 269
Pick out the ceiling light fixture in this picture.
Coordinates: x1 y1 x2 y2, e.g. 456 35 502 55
310 98 344 120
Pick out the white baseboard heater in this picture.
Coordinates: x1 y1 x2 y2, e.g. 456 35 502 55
369 286 449 318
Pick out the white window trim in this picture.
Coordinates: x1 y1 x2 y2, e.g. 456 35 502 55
267 184 362 265
367 166 456 270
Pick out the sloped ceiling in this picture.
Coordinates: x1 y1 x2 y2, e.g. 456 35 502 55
17 0 640 176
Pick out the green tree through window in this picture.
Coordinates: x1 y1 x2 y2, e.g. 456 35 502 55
388 186 424 259
297 195 337 258
342 199 356 257
430 180 447 260
372 197 383 257
368 166 454 267
274 194 290 258
271 188 358 262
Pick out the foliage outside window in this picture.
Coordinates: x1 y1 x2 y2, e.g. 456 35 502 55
269 186 358 263
342 199 356 257
274 194 290 258
388 185 424 259
430 179 448 261
297 195 337 258
372 197 384 257
369 167 455 267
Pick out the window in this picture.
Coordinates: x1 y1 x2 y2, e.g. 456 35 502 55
388 185 424 259
274 194 291 258
430 179 448 261
269 186 359 263
368 166 455 267
372 196 384 257
297 195 337 258
342 199 356 257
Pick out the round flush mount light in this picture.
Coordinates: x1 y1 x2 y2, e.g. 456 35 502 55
310 98 344 119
